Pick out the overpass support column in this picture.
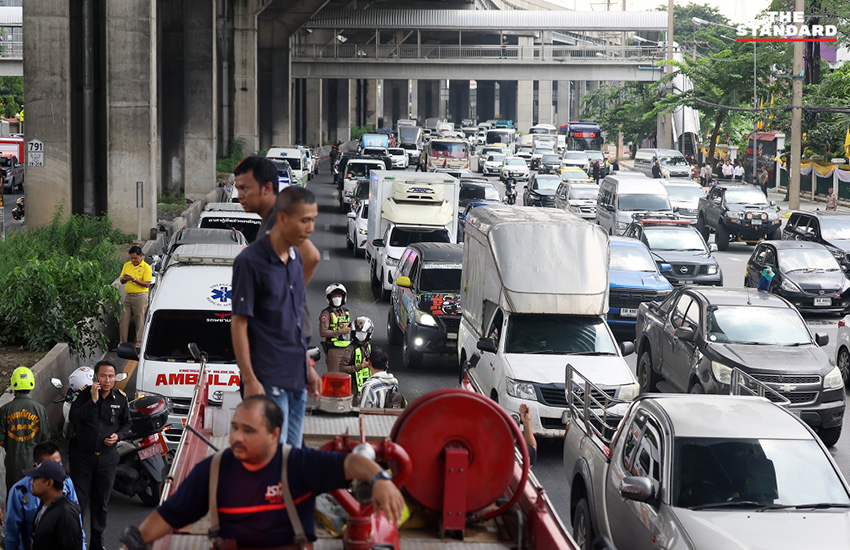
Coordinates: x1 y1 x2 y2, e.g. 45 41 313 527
105 0 159 235
269 21 292 147
517 80 533 134
449 80 469 124
439 80 449 121
571 81 586 121
477 81 495 122
233 0 264 154
409 80 417 121
330 79 350 143
557 81 571 128
305 78 322 146
538 80 553 126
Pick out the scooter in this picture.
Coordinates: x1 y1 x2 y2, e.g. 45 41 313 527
51 370 172 507
504 178 517 205
11 197 23 220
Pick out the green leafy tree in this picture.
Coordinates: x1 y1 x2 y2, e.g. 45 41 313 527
658 3 733 57
0 76 23 118
581 82 658 147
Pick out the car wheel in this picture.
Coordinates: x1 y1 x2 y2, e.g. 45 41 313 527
637 350 659 393
403 332 423 370
696 216 709 241
689 381 706 394
715 224 730 251
381 271 391 301
387 308 403 345
767 227 781 240
572 497 594 550
345 232 354 250
370 261 380 287
838 346 850 385
819 425 842 447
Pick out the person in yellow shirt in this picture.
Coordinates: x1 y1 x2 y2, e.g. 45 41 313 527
119 246 152 347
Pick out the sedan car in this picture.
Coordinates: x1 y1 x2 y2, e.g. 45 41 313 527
537 154 563 175
554 182 598 220
783 211 850 276
559 166 592 182
387 147 409 169
663 178 705 220
500 157 530 182
623 219 722 286
478 146 505 172
346 199 369 256
530 147 556 170
515 145 533 165
482 153 506 176
562 151 590 172
585 150 609 175
744 240 850 315
607 237 673 335
459 180 501 209
523 174 560 207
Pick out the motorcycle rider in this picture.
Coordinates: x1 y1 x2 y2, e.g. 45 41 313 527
12 196 24 220
339 316 374 400
504 177 517 205
318 284 352 373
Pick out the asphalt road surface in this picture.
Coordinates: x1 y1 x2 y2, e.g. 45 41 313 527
102 158 850 547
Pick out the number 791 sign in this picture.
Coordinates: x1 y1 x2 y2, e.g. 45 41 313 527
27 139 44 167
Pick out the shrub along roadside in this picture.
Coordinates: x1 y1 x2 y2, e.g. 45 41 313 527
0 210 133 353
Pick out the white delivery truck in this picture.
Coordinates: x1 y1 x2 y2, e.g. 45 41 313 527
365 171 460 298
398 126 423 167
458 205 639 438
116 244 245 449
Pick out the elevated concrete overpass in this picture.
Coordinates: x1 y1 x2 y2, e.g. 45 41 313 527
0 7 22 77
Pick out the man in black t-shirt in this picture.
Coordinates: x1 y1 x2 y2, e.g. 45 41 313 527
120 396 405 549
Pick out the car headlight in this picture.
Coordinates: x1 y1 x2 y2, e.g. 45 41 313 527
386 256 399 267
661 168 671 176
616 221 629 230
832 251 844 262
727 212 742 220
618 383 640 401
711 361 733 385
358 228 367 234
414 309 438 327
706 264 718 275
506 378 537 401
825 366 844 390
780 278 801 293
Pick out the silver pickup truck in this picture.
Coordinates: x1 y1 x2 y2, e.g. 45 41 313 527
563 365 850 550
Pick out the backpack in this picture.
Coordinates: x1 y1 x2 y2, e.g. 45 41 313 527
386 386 408 409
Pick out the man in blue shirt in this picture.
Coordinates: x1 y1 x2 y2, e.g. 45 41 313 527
120 396 404 549
232 187 323 447
6 442 84 550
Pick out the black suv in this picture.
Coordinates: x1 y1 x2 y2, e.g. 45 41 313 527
622 217 722 286
696 183 781 250
782 210 850 275
635 286 844 446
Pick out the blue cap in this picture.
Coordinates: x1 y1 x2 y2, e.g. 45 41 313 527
22 460 66 485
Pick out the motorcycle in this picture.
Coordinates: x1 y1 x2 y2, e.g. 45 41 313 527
504 178 517 205
51 369 172 506
11 197 23 220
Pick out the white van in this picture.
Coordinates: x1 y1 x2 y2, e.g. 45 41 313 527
633 148 691 178
198 202 263 243
596 175 672 235
117 244 245 448
267 147 309 186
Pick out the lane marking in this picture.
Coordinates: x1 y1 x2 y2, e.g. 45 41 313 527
323 250 330 261
725 257 741 262
117 360 137 392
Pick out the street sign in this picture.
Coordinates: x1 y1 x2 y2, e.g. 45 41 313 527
27 139 44 167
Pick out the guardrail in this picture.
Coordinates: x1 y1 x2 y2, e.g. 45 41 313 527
293 43 661 62
0 41 22 58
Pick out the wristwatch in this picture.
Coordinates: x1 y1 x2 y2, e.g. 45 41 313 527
371 470 392 487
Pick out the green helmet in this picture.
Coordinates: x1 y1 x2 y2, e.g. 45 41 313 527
11 366 35 391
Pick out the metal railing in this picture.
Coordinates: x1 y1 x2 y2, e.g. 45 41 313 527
293 43 661 63
565 364 631 446
0 41 21 58
729 367 792 407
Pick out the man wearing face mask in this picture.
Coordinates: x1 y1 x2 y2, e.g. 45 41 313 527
319 284 351 373
340 316 374 400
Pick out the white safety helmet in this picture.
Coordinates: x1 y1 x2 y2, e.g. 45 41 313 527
69 366 95 392
325 283 347 305
353 316 374 342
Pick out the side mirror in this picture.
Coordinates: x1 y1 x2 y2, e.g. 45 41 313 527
347 212 356 219
620 341 636 356
51 378 63 390
476 338 498 354
659 263 672 273
116 342 139 361
188 342 201 361
770 200 777 207
620 476 655 503
372 239 385 248
307 347 322 362
605 204 615 212
709 243 719 252
395 276 411 288
815 333 829 347
673 326 696 342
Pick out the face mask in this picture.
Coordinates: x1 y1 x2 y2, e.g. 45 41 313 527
355 332 368 342
331 296 342 307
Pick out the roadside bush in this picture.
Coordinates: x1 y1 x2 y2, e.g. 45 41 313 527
0 210 133 353
350 125 377 142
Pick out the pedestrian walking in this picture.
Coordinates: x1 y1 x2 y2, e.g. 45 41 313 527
120 396 405 550
118 245 152 347
827 187 839 211
68 360 130 550
700 163 712 187
758 166 770 197
359 349 402 409
23 461 83 550
6 441 85 550
232 187 323 447
0 367 49 494
319 283 351 373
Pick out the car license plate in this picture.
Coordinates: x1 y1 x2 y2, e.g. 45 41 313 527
620 308 638 318
752 219 762 225
138 444 159 461
447 332 458 340
814 297 832 306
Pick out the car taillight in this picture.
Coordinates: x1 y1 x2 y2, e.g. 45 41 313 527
321 372 352 398
141 434 159 448
840 320 846 328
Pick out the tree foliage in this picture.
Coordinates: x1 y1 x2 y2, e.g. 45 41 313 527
581 83 658 147
0 77 23 119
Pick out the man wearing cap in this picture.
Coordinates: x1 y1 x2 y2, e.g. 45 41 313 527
0 366 49 493
24 460 83 550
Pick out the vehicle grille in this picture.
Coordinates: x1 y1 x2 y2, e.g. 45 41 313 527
677 208 698 217
610 290 657 309
541 417 566 430
535 383 617 408
164 425 183 446
170 397 192 416
750 374 821 384
672 264 697 276
781 391 819 405
579 206 596 214
440 317 461 333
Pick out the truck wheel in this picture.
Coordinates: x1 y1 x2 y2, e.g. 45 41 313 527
387 308 402 345
572 498 594 550
838 347 850 384
819 426 842 447
403 332 423 370
696 216 709 241
715 224 730 251
637 350 659 393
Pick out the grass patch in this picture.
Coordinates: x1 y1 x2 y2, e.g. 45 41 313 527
157 203 185 212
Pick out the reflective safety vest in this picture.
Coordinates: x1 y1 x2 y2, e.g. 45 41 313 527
354 344 372 393
327 311 351 347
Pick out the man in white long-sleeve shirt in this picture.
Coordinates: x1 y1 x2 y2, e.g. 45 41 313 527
358 348 400 409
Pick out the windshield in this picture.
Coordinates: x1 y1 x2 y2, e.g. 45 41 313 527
272 160 290 173
518 146 533 153
487 155 506 163
819 217 850 241
389 228 451 248
145 310 235 362
586 151 604 160
481 148 502 157
360 204 369 218
431 141 468 158
347 163 382 178
505 315 618 355
673 437 850 509
610 244 658 272
533 177 561 191
542 155 561 163
659 156 689 166
562 170 590 181
486 131 512 145
569 187 598 200
778 248 841 272
419 267 462 293
505 158 525 166
199 217 261 242
388 148 404 155
460 184 500 202
725 188 770 205
666 185 705 203
565 152 587 160
618 194 672 212
706 306 810 345
354 182 369 200
400 143 417 150
285 158 301 170
644 228 707 252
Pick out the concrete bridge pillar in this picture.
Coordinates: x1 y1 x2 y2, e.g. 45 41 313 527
557 80 572 128
571 80 587 121
477 80 495 122
498 81 517 123
409 79 418 122
305 78 322 146
449 80 469 124
517 80 533 134
439 80 448 121
328 79 350 143
382 79 404 131
351 79 378 128
270 21 292 147
538 80 553 126
233 0 266 154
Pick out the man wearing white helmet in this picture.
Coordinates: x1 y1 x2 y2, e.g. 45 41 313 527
318 284 351 373
340 316 374 399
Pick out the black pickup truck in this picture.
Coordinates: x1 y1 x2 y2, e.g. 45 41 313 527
635 286 845 446
696 183 781 250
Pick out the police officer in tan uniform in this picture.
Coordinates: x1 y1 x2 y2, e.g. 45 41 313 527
319 284 351 372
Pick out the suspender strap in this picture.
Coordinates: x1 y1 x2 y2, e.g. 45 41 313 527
281 444 309 548
208 450 226 542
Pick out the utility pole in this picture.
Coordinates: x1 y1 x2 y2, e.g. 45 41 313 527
664 0 674 149
789 0 804 210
